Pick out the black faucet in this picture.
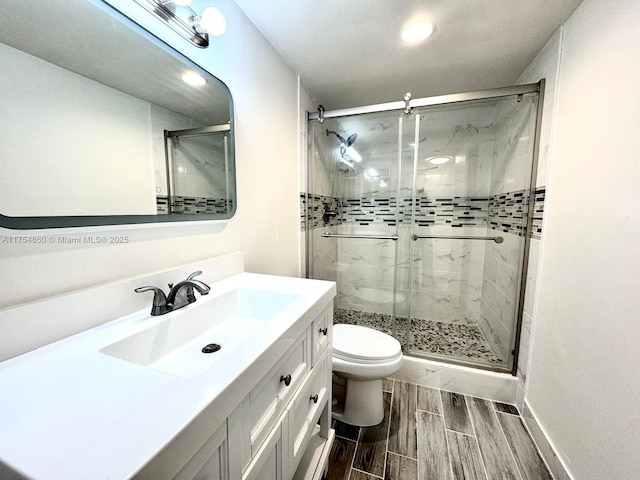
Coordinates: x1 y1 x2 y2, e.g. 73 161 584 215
135 271 210 316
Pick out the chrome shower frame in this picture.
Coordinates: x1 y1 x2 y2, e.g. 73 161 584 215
305 81 545 376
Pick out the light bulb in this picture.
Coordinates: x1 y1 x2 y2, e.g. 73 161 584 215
181 71 206 86
199 7 226 36
427 156 451 165
401 22 436 44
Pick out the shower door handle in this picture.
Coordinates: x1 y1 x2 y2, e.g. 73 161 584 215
412 234 504 243
321 233 399 241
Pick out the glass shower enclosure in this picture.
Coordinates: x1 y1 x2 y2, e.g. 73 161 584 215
305 83 543 374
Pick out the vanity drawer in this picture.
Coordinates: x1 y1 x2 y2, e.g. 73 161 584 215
287 351 329 473
311 307 331 366
249 333 309 457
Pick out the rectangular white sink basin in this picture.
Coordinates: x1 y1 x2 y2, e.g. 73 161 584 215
101 288 300 379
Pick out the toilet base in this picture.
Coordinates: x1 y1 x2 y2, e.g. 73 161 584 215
333 377 384 427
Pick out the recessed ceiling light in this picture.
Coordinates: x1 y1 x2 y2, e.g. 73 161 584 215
428 155 451 165
181 71 206 86
401 22 436 44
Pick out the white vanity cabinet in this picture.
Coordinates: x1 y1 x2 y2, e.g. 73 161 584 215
0 258 336 480
142 304 333 480
227 304 334 480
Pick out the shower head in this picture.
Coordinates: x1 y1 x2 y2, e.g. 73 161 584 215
326 129 357 147
327 129 362 167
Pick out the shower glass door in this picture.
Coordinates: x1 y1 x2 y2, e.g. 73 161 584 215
306 85 541 373
306 111 407 339
400 94 539 370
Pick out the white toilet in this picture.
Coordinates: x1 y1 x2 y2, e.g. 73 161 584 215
332 324 403 427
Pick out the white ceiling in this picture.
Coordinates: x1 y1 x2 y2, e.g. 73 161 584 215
234 0 583 110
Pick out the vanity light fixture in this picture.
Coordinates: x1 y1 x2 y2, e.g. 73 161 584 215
401 21 436 44
133 0 227 48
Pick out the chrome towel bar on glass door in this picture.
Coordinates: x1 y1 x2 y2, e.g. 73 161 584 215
321 232 399 241
412 234 504 243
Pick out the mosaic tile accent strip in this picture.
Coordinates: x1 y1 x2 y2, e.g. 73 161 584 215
334 308 504 364
531 187 545 239
488 189 529 236
342 196 399 226
300 193 342 230
156 195 231 214
400 196 490 228
301 187 545 238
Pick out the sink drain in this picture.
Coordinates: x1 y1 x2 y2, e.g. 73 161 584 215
202 343 222 354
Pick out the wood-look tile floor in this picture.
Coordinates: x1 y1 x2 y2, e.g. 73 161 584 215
325 379 553 480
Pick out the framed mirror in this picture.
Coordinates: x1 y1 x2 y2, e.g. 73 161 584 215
0 0 236 229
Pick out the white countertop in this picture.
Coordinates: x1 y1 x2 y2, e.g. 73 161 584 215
0 272 335 479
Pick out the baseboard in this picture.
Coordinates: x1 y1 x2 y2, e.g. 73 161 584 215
522 401 573 480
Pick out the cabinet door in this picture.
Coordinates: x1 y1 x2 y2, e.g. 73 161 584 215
189 443 227 480
243 416 286 480
172 422 228 480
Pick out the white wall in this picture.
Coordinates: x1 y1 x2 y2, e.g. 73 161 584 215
0 0 302 326
0 43 156 216
525 0 640 478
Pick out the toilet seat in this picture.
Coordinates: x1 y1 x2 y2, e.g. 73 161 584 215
333 324 402 364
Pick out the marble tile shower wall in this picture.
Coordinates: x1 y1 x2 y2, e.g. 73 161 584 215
478 97 538 362
397 224 487 324
479 231 522 362
489 96 538 195
302 191 535 329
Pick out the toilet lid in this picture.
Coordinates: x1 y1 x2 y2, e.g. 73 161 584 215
333 324 401 363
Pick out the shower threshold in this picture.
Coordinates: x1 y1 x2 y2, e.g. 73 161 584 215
334 308 505 367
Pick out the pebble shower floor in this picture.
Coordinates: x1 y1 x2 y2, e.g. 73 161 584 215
334 309 504 365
